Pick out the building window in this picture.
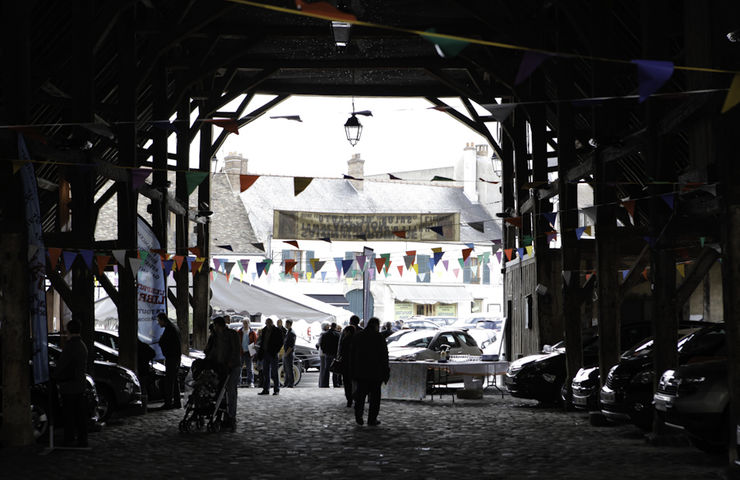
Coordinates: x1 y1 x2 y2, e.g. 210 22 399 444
463 257 481 284
417 254 431 283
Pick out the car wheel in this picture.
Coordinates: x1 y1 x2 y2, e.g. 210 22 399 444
30 395 49 441
96 387 116 423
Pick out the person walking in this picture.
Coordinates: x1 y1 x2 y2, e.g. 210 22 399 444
282 319 297 388
238 317 257 387
204 316 241 431
350 317 389 426
318 322 339 387
257 317 284 395
53 319 89 447
381 322 393 338
337 315 361 407
156 312 182 409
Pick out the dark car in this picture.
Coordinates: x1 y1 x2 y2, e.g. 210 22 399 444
571 366 600 411
600 324 725 430
46 340 144 421
505 323 652 405
654 358 729 453
294 338 320 372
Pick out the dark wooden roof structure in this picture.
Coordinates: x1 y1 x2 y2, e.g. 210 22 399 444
2 1 740 464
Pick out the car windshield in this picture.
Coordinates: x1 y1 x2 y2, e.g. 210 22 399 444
391 330 435 348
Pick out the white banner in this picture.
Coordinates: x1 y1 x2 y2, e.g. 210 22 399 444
137 216 166 359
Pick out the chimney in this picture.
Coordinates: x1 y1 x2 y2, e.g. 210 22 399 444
223 152 248 193
347 153 364 191
463 142 477 202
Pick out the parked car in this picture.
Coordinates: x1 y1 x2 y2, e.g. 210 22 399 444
571 366 600 411
400 317 442 330
600 324 725 430
505 323 652 405
0 346 100 442
293 337 321 371
388 328 482 362
46 342 142 422
453 315 504 331
654 358 729 453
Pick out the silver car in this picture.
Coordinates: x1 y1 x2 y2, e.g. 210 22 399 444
388 329 482 362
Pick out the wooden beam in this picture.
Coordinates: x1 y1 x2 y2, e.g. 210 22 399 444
675 247 719 307
619 244 651 298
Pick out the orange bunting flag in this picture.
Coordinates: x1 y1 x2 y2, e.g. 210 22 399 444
188 247 201 257
461 248 473 262
174 255 185 271
676 264 686 278
48 247 62 270
392 230 407 239
504 216 523 228
240 174 259 192
641 267 649 281
95 255 111 277
295 0 357 21
504 248 513 261
285 240 299 249
293 272 300 282
397 266 404 276
622 200 636 218
204 118 239 134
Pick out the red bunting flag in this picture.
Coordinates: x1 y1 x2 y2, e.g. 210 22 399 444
188 247 201 257
95 255 111 277
504 249 513 261
462 248 473 262
174 255 185 271
285 240 299 249
204 118 239 134
240 175 259 192
284 259 297 275
504 216 523 229
295 0 357 21
392 230 407 239
622 200 636 218
48 247 62 270
293 272 300 282
397 266 404 276
375 258 386 273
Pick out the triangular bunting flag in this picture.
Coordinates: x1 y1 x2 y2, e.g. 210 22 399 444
356 254 367 272
468 222 485 233
621 270 629 280
186 171 209 195
575 227 587 240
429 226 444 236
397 266 404 276
412 264 419 274
525 245 533 256
442 259 449 271
504 217 523 229
562 271 573 287
431 247 443 254
495 251 502 263
195 257 206 273
584 226 592 236
421 28 469 58
389 174 402 180
374 258 386 273
95 255 111 277
131 168 152 190
543 212 558 228
517 247 525 258
342 259 353 275
676 264 685 278
700 237 706 247
216 244 234 252
174 255 185 271
631 59 674 102
79 250 94 271
661 194 674 210
433 251 444 266
403 255 415 270
461 248 473 262
293 272 300 282
431 175 454 182
256 262 267 277
641 268 649 280
224 261 235 275
721 73 740 113
321 271 327 281
310 259 325 273
392 230 407 239
285 240 299 249
458 258 466 269
188 246 201 257
186 257 195 271
240 175 259 192
129 258 143 276
48 247 62 269
284 259 297 275
112 249 127 266
252 243 265 252
263 259 273 274
546 231 558 243
163 260 173 278
334 258 343 273
294 177 313 196
62 251 78 271
204 118 240 134
453 268 460 278
319 237 332 243
481 103 516 122
515 51 550 85
622 199 636 218
504 249 513 261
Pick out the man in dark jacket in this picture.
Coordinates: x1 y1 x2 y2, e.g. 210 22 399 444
258 317 284 395
282 319 297 388
318 322 340 387
337 315 361 407
54 319 89 447
156 312 182 409
204 316 241 431
350 317 389 426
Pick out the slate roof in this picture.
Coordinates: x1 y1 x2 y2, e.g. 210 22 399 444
208 172 263 255
239 175 501 244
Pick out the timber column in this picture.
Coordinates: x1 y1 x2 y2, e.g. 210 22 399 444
192 110 213 350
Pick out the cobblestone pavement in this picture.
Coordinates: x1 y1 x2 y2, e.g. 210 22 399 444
0 372 731 480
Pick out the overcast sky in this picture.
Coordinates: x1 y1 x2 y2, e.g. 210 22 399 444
215 95 490 178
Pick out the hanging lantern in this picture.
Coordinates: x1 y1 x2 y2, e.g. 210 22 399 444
344 113 362 147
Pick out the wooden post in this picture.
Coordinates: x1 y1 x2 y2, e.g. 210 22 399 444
556 61 583 400
116 4 139 372
192 109 212 350
0 0 32 446
152 62 169 253
175 92 191 353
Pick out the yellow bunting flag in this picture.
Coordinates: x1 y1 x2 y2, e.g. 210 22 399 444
722 73 740 113
676 264 685 278
584 226 592 236
525 245 533 256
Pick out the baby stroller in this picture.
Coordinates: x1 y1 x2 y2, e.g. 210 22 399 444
179 359 230 433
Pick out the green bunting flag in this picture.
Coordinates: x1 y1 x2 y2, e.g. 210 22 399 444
186 171 208 195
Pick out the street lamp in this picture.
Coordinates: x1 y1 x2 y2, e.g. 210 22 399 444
344 112 362 147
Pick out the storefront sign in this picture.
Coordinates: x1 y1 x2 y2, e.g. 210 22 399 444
273 210 460 241
394 302 414 320
436 304 457 316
